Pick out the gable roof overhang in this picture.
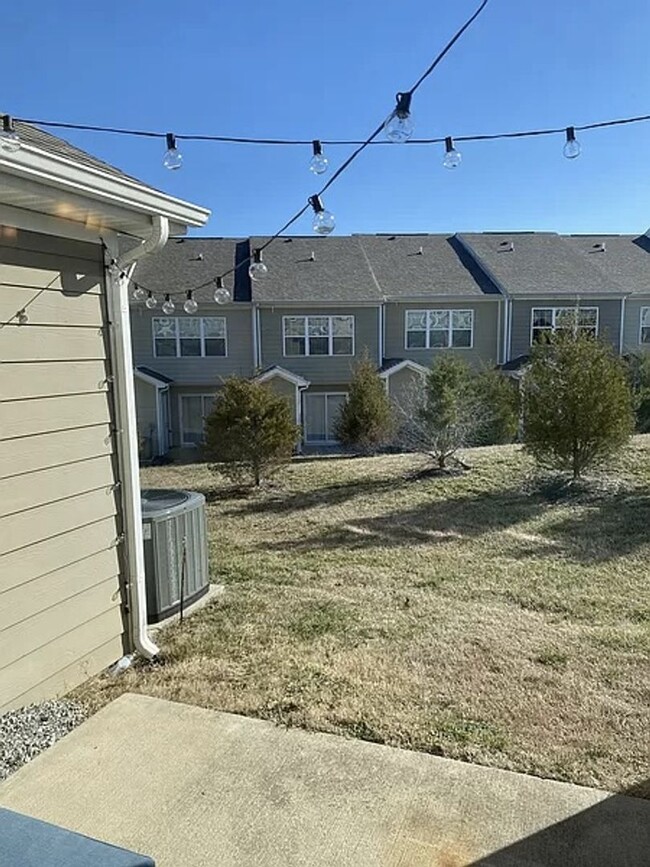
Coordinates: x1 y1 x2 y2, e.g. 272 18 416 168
0 135 210 239
378 359 429 378
254 366 310 388
135 366 174 388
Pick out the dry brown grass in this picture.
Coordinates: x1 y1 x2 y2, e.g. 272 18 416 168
75 438 650 795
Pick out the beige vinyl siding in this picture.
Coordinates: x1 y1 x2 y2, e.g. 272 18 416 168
509 299 622 359
131 305 254 383
260 377 297 424
260 307 379 385
384 301 500 368
622 297 650 353
0 231 126 714
387 367 425 412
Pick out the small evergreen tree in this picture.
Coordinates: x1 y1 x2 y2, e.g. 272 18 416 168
470 367 520 446
396 357 483 469
523 332 634 479
626 352 650 433
204 377 300 486
333 356 394 453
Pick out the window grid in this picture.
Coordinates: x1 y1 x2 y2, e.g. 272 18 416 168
405 309 474 350
153 317 227 358
282 315 355 357
640 307 650 344
530 307 599 344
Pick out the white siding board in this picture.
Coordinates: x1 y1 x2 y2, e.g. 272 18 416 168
0 392 112 440
0 286 104 327
0 360 110 402
0 424 113 480
1 324 107 362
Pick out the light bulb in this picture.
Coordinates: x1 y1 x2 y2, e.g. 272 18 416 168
213 278 231 304
0 115 20 153
145 292 157 309
309 194 335 235
309 140 328 175
183 292 198 314
163 133 183 170
248 249 268 280
132 285 147 302
384 92 414 144
443 136 461 169
563 126 581 160
162 294 175 315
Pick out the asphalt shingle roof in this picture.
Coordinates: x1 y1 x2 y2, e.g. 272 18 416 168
562 234 650 296
459 232 626 297
132 237 250 303
248 236 383 304
356 234 500 298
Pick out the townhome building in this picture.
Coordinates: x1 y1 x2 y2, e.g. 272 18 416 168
129 231 650 455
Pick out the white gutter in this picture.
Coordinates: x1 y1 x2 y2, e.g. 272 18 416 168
108 215 171 660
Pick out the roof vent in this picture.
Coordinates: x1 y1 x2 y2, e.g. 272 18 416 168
417 246 423 255
192 253 204 261
593 242 606 252
309 251 315 262
499 240 514 252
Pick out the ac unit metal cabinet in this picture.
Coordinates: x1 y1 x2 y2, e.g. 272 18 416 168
141 489 209 623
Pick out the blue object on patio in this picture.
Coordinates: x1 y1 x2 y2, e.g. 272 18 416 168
0 807 155 866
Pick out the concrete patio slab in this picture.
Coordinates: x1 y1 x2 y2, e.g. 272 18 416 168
0 693 648 866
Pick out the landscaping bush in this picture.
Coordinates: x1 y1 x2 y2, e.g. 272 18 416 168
626 352 650 433
523 332 634 479
333 356 394 453
470 367 520 445
204 377 300 486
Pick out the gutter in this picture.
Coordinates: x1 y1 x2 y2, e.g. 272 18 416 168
107 215 171 660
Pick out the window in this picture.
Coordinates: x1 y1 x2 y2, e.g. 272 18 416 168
405 309 474 349
153 317 227 358
180 394 215 446
531 307 599 344
304 393 347 443
283 315 354 356
640 307 650 344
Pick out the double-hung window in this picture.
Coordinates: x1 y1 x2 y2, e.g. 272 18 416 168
640 307 650 344
283 315 354 356
153 317 227 358
405 309 473 349
531 307 598 344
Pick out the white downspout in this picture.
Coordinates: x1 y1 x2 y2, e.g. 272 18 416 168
108 214 170 659
378 304 384 367
619 296 627 355
251 304 259 370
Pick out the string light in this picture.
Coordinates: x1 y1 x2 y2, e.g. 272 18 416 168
145 291 157 309
0 115 20 153
163 133 183 170
213 277 231 305
309 140 328 174
248 249 268 281
183 290 198 314
132 284 147 302
309 194 335 235
443 136 461 169
563 126 581 159
384 92 414 143
162 294 175 314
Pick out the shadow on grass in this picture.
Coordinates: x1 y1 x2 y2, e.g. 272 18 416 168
259 484 650 564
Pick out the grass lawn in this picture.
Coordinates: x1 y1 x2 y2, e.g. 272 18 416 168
76 438 650 796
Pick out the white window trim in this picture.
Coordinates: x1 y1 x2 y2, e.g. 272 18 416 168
303 391 348 444
404 309 474 350
639 306 650 345
152 316 228 358
179 393 216 448
530 306 600 345
282 315 355 358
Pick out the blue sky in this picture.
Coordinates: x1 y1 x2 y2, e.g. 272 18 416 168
4 1 650 237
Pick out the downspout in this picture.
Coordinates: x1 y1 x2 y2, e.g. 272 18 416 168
108 214 170 660
619 295 627 355
378 303 384 367
251 304 259 370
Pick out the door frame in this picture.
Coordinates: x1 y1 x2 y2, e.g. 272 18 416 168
178 393 215 447
302 391 347 445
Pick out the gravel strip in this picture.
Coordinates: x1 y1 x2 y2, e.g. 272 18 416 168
0 699 87 781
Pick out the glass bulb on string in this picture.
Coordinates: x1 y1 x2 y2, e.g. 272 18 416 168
213 277 231 305
563 126 581 159
384 92 414 143
248 249 268 280
132 284 147 302
309 140 328 175
145 291 157 310
162 294 175 315
443 136 461 169
0 115 20 153
309 195 335 235
163 133 183 170
183 291 198 314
